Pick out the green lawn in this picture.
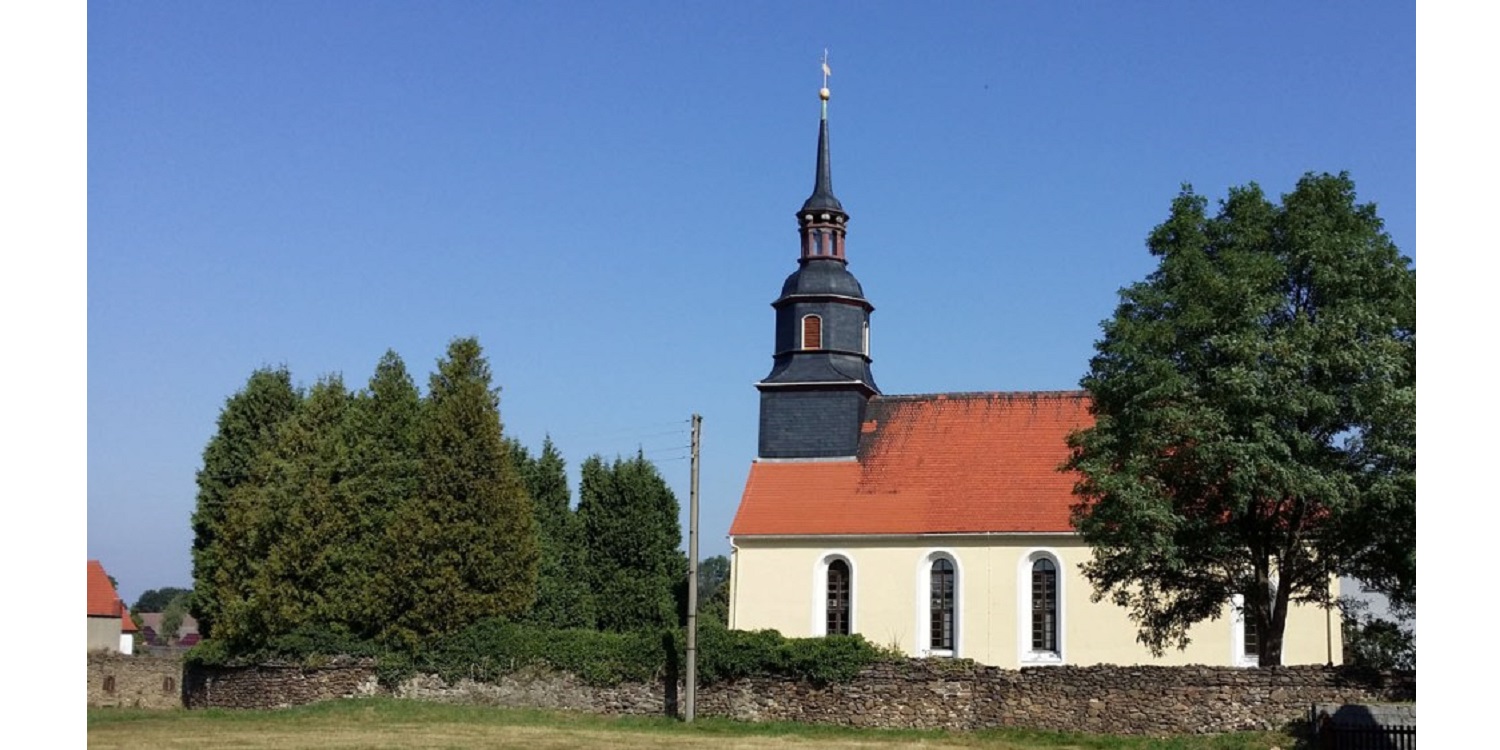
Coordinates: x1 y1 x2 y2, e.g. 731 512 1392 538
87 698 1306 749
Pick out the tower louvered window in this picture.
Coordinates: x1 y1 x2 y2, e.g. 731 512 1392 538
802 315 822 349
826 559 850 635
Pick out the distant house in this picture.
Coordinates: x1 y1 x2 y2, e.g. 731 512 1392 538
138 612 200 648
87 560 132 654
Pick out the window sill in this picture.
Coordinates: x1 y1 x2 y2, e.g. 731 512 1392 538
1021 651 1063 666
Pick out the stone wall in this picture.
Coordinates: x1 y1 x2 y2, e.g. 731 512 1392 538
182 657 1413 735
88 653 185 709
181 657 382 709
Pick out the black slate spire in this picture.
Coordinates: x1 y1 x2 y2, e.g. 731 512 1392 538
794 69 851 264
801 106 844 214
756 56 879 460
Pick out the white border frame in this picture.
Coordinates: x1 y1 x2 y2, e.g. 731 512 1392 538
801 313 822 349
915 549 961 657
812 552 856 636
1017 548 1066 665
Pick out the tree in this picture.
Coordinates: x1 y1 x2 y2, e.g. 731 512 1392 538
510 436 597 630
159 591 192 646
380 337 539 646
697 554 731 626
577 452 683 632
191 366 301 639
698 554 730 606
133 587 193 613
1066 173 1415 666
1340 598 1414 671
346 351 424 637
239 375 356 645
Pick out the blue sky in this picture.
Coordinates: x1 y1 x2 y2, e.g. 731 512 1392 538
76 2 1418 606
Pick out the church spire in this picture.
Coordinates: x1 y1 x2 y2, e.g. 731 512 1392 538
798 50 848 262
756 53 878 459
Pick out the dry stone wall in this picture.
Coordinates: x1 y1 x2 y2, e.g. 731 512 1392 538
181 657 1413 735
181 658 381 709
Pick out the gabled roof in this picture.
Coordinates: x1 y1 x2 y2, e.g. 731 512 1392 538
119 601 139 632
138 612 200 636
730 391 1091 536
87 560 123 617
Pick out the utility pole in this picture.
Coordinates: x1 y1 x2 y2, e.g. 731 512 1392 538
685 413 701 722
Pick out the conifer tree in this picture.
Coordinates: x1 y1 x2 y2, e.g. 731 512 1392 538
240 375 355 644
578 452 683 632
511 437 597 629
381 338 539 646
190 366 301 639
346 351 423 637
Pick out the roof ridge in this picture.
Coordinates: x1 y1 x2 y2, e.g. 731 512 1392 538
874 389 1087 402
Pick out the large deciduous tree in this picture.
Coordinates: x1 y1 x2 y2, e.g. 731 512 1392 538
1066 172 1415 666
578 452 684 632
191 366 301 639
381 337 539 646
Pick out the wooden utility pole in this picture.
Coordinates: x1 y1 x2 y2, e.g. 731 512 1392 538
685 413 702 722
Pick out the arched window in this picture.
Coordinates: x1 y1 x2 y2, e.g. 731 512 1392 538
1031 558 1058 653
862 320 869 356
826 559 850 635
1018 550 1064 664
1232 593 1264 667
1244 614 1261 662
930 558 956 652
802 315 822 349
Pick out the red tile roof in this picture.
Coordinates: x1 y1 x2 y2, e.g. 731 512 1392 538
730 391 1091 536
87 560 123 618
119 601 139 632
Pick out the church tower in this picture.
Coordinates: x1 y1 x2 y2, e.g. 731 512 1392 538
756 67 879 459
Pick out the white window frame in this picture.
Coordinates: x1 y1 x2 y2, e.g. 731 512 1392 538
1017 549 1065 665
801 314 823 350
812 552 855 637
1231 582 1278 668
916 550 961 658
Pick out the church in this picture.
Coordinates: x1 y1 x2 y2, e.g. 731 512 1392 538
725 79 1339 668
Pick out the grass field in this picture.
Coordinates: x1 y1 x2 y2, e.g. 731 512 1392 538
87 698 1306 749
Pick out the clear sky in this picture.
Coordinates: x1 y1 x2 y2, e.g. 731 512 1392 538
80 2 1416 606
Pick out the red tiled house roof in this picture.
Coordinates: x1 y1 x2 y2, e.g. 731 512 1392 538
87 560 123 617
119 601 139 633
730 391 1092 536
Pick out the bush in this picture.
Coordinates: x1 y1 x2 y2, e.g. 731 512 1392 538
187 618 890 689
418 619 666 686
691 620 889 685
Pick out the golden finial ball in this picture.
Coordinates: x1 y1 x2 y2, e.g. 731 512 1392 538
819 87 831 101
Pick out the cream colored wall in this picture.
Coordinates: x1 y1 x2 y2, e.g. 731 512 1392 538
730 536 1340 668
88 616 121 652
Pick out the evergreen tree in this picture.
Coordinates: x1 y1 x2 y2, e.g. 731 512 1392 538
578 452 683 632
190 366 301 639
1066 173 1416 665
511 437 597 629
347 351 423 638
241 375 355 645
381 338 539 646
